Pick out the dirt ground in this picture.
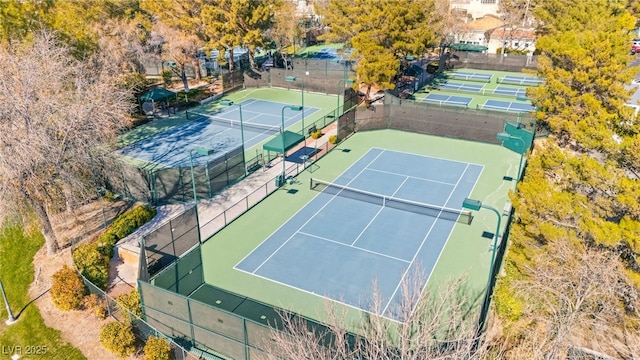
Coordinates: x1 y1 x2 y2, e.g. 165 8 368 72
29 199 143 360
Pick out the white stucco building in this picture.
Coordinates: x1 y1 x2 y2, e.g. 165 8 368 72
450 0 500 20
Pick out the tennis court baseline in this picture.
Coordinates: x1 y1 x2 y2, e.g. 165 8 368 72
118 99 318 168
449 71 493 83
497 75 543 86
479 99 535 113
422 93 472 107
235 148 483 322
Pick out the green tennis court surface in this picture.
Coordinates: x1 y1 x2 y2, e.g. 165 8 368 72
414 69 538 111
235 148 482 322
118 87 337 150
199 130 518 325
117 99 319 168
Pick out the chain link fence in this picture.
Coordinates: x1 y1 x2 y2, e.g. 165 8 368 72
451 52 538 72
113 146 247 206
79 272 204 360
140 246 352 360
354 93 536 144
243 59 356 92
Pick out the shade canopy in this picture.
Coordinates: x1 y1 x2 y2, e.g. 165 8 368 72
139 87 177 103
262 131 305 153
450 43 488 52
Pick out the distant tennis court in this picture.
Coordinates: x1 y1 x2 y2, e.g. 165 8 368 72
310 47 353 60
439 82 484 93
479 99 535 113
236 148 483 321
449 71 493 83
423 94 472 107
491 86 528 98
497 75 543 86
118 99 318 168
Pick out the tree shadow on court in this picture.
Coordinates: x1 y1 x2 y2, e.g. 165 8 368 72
263 263 496 359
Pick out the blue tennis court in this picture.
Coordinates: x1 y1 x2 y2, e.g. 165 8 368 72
481 99 535 113
498 75 543 86
310 47 353 60
492 86 528 98
439 82 484 92
118 99 318 168
423 93 472 107
449 71 493 83
235 148 483 321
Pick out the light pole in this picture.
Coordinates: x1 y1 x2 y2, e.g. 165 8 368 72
496 132 526 181
0 277 17 325
189 147 214 242
462 198 502 332
336 78 355 116
280 105 303 184
285 75 306 136
220 100 247 176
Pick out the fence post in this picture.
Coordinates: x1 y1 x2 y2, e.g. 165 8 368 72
243 319 250 360
149 171 157 205
225 159 230 186
187 298 196 349
204 161 212 198
179 167 185 203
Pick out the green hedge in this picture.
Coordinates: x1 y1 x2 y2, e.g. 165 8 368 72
74 205 156 289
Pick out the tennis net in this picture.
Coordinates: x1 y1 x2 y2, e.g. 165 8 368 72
310 178 472 224
189 111 281 135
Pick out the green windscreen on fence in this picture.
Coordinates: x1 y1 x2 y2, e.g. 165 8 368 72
151 246 203 296
143 207 199 278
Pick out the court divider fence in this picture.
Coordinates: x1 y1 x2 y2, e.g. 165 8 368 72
450 52 538 72
354 92 536 144
113 146 247 206
244 64 357 93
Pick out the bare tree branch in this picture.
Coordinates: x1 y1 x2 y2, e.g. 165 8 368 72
263 267 501 359
0 31 133 254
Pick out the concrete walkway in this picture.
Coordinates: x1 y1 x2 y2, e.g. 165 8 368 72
112 122 338 289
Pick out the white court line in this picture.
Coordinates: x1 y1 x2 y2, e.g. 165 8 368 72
299 231 411 264
371 147 485 168
233 265 405 325
382 164 469 314
365 168 457 186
